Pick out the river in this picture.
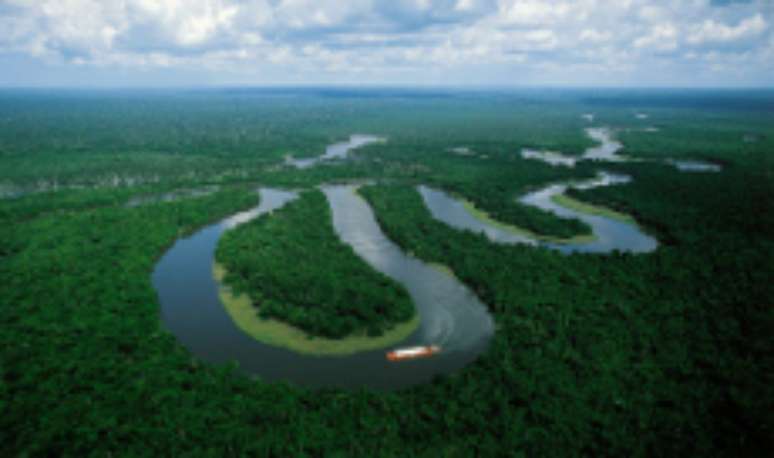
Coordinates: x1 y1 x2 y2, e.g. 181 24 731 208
153 186 494 390
153 127 670 390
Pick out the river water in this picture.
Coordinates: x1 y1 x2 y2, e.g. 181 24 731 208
420 172 658 254
285 134 384 168
666 159 721 172
519 173 658 253
520 126 722 174
154 127 666 390
154 186 494 391
418 185 537 246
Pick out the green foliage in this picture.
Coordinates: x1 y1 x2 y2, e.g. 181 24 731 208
1 89 773 456
360 174 774 456
422 157 595 239
216 190 415 338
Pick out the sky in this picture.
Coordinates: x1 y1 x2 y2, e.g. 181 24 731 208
0 0 772 88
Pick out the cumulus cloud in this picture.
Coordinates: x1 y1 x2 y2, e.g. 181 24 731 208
634 23 680 52
579 29 612 44
0 0 771 86
687 13 767 44
497 0 572 26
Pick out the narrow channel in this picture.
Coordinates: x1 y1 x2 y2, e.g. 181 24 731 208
286 134 385 168
427 127 660 254
520 173 658 253
420 172 657 254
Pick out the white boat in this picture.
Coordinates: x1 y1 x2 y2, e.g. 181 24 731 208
386 345 441 361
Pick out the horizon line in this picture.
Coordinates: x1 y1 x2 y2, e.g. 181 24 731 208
1 84 773 91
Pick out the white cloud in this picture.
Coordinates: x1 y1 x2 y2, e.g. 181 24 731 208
639 5 667 23
521 29 559 49
131 0 240 46
455 0 476 12
687 13 767 44
20 0 128 56
579 28 612 44
497 0 571 25
634 23 679 52
0 0 771 86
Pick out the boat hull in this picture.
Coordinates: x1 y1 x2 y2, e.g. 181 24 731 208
386 345 441 361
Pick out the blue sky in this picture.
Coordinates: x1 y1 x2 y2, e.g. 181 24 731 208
0 0 772 87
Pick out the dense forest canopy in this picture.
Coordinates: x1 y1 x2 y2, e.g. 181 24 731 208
216 190 415 339
1 88 773 456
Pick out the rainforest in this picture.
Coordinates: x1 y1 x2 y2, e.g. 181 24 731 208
1 88 773 456
215 189 416 340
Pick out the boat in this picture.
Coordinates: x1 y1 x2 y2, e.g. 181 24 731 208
386 345 441 362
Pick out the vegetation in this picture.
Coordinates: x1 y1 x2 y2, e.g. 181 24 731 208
1 88 772 456
360 177 773 456
215 263 420 355
550 193 635 224
460 195 597 244
215 190 416 339
434 173 593 239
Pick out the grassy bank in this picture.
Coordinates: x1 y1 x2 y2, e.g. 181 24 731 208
460 196 597 244
215 190 417 339
550 193 636 224
213 263 420 355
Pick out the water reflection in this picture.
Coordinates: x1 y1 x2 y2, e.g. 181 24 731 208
582 128 626 162
126 186 220 208
520 149 577 167
419 185 537 246
221 188 298 229
520 126 722 178
521 127 627 165
666 159 722 173
520 173 658 254
154 185 494 390
421 172 658 254
323 185 494 352
286 134 385 169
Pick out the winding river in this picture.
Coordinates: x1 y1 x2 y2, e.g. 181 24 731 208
420 171 658 254
154 186 494 391
285 134 385 168
153 126 676 390
427 123 723 253
521 127 722 173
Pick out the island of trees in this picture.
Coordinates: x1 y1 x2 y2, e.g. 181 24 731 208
215 190 416 342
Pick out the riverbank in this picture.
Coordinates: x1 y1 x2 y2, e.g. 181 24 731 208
550 193 636 224
214 263 421 356
460 197 597 244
